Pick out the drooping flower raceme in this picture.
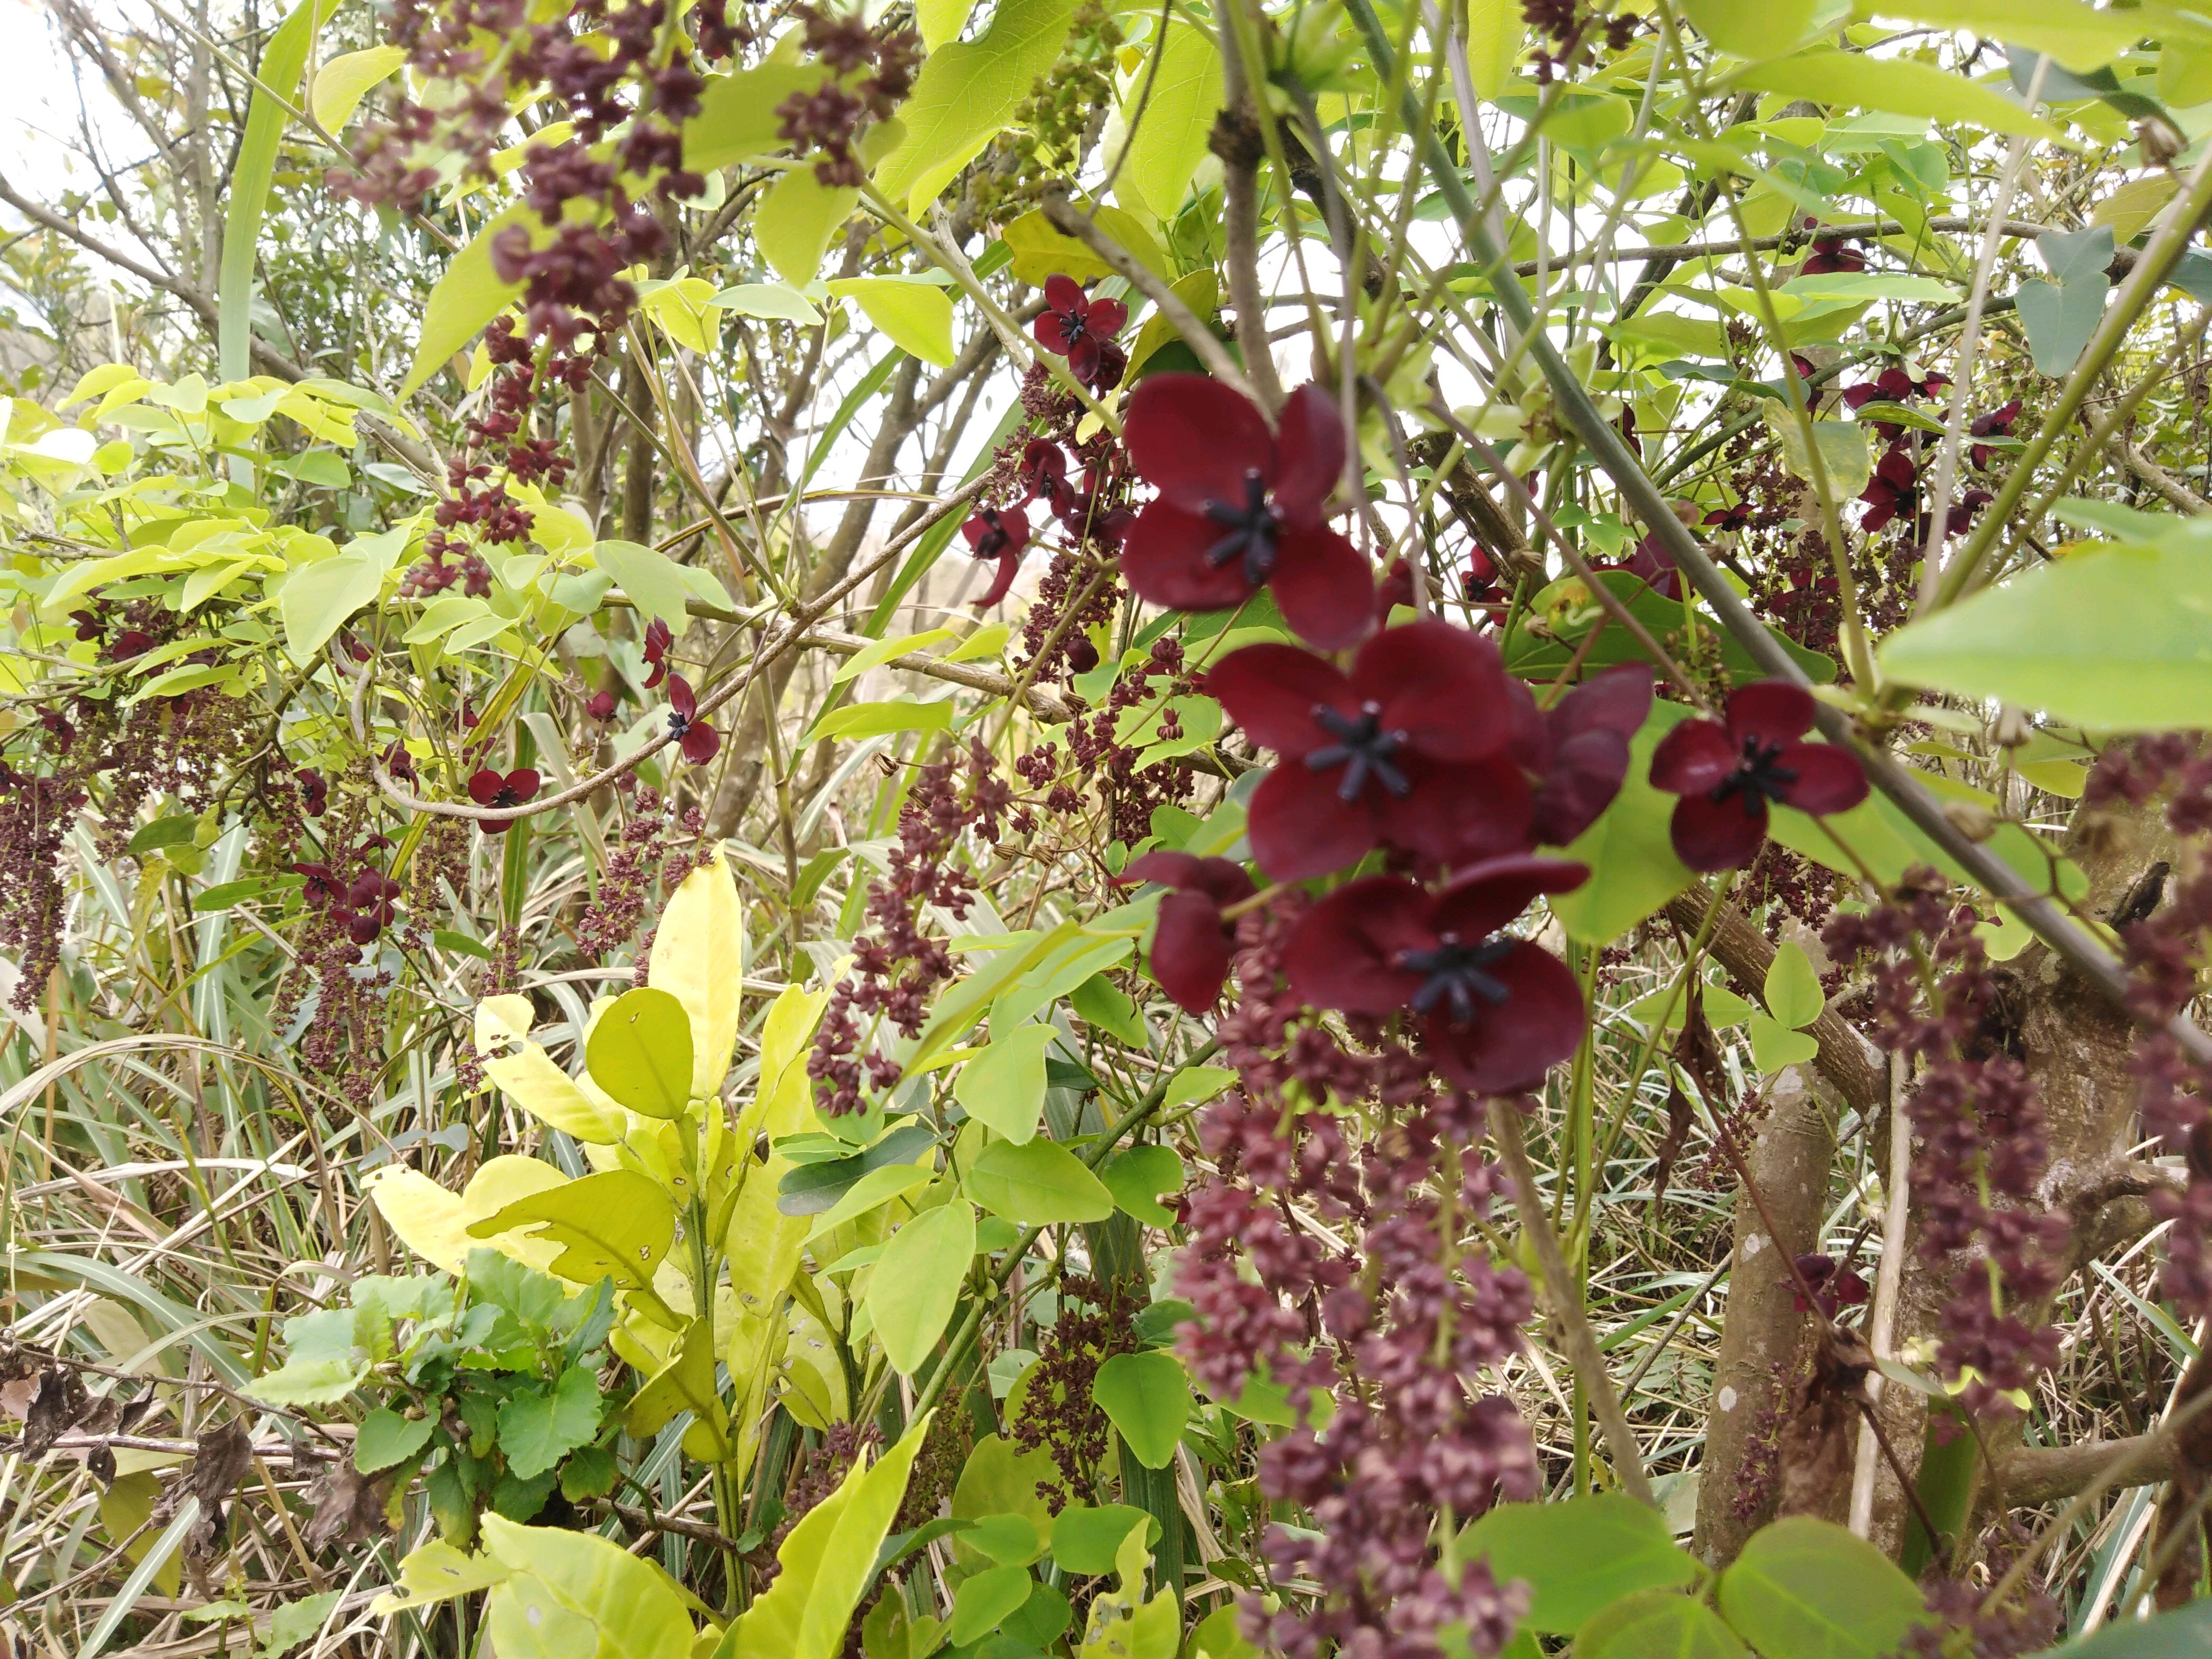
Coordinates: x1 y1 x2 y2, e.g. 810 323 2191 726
1285 856 1591 1095
1120 375 1372 651
1118 850 1258 1013
1209 619 1529 881
1648 681 1867 870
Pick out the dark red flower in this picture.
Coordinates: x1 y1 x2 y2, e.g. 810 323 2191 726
962 504 1032 609
1462 545 1503 605
69 610 103 643
1945 488 1995 537
1702 500 1754 533
1209 620 1526 881
339 629 371 664
642 616 673 689
1506 663 1654 847
296 768 329 817
1118 850 1257 1013
1842 365 1950 441
1798 236 1866 275
1791 1253 1871 1316
467 767 542 833
1018 439 1071 510
1648 681 1868 870
110 630 154 661
1285 857 1591 1094
346 870 401 943
665 674 720 765
1032 275 1127 385
294 861 342 907
1969 399 2022 468
1121 376 1371 652
586 690 618 721
1859 444 1919 532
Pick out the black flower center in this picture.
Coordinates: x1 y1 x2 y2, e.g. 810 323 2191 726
1712 736 1799 817
492 785 520 807
1395 932 1517 1026
667 711 691 740
1057 309 1090 347
1202 469 1280 586
972 510 1010 559
1304 700 1410 802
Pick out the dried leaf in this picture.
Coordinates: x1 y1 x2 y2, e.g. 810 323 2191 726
1652 1083 1695 1212
186 1417 256 1510
87 1443 117 1487
24 1366 90 1458
1672 983 1730 1112
303 1459 391 1552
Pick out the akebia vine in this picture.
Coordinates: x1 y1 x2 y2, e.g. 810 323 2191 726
9 0 2212 1655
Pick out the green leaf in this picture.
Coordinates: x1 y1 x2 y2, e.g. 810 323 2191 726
1070 974 1147 1046
1458 1494 1697 1635
311 45 405 130
918 0 974 49
1857 0 2157 74
950 1563 1034 1646
963 1512 1044 1564
280 531 400 664
1680 0 1811 58
1715 1516 1926 1659
1764 941 1824 1028
467 1168 677 1289
874 0 1080 212
372 1541 511 1616
1101 1145 1183 1227
714 281 825 325
1577 1589 1752 1659
827 278 956 368
683 58 826 172
1731 49 2063 140
497 1367 604 1480
1763 401 1873 498
831 626 961 684
868 1197 976 1375
952 1436 1060 1573
965 1138 1114 1225
1780 271 1957 303
1879 538 2212 730
758 168 861 286
355 1406 434 1474
806 699 956 744
2027 1596 2212 1657
1051 1504 1158 1575
594 539 693 635
724 1415 934 1659
1091 1351 1192 1470
1548 703 1699 943
2017 271 2109 376
402 203 529 397
955 1024 1055 1143
1748 1013 1822 1071
1627 980 1754 1030
1159 1065 1238 1111
584 987 694 1118
1001 206 1171 286
480 1514 694 1658
1113 16 1222 222
626 1316 727 1448
219 0 329 380
259 1590 344 1656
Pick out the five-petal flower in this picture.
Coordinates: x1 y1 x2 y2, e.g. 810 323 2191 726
1210 619 1526 881
1120 375 1372 651
1284 857 1591 1094
1648 681 1868 870
1032 275 1128 386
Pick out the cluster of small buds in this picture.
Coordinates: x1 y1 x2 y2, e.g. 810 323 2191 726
774 4 921 187
1053 634 1200 845
1008 1274 1142 1510
572 786 686 962
1823 870 2066 1414
809 740 1009 1113
1520 0 1638 82
1172 901 1541 1659
0 761 88 1011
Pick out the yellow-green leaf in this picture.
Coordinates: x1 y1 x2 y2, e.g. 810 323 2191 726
874 0 1080 213
402 203 529 397
868 1197 976 1375
1764 941 1825 1029
467 1169 676 1289
954 1023 1055 1143
311 45 405 131
1115 17 1221 223
585 986 694 1118
758 169 861 286
826 278 956 368
1731 50 2063 140
684 61 831 174
650 850 748 1100
480 1515 696 1658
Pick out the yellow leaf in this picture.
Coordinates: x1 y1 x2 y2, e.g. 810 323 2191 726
825 278 957 367
311 45 405 131
649 849 749 1101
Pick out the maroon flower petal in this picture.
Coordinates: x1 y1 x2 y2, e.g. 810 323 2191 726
506 769 541 803
1423 940 1586 1095
1031 312 1069 356
1648 718 1736 795
1271 382 1345 526
1121 500 1263 614
1208 644 1354 759
1246 760 1378 882
1268 525 1375 652
1068 335 1102 382
467 768 507 806
1724 680 1819 746
1503 676 1551 772
1121 850 1205 889
1352 618 1512 763
1043 273 1085 319
1149 887 1235 1014
1085 295 1128 337
667 674 698 720
975 550 1023 608
1555 663 1653 743
1670 790 1770 871
1429 854 1590 942
1531 727 1631 847
1125 373 1275 514
1773 741 1867 816
1387 755 1533 870
681 724 722 765
1283 876 1434 1015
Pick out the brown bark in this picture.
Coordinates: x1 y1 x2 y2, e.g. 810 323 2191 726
1694 1062 1840 1565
